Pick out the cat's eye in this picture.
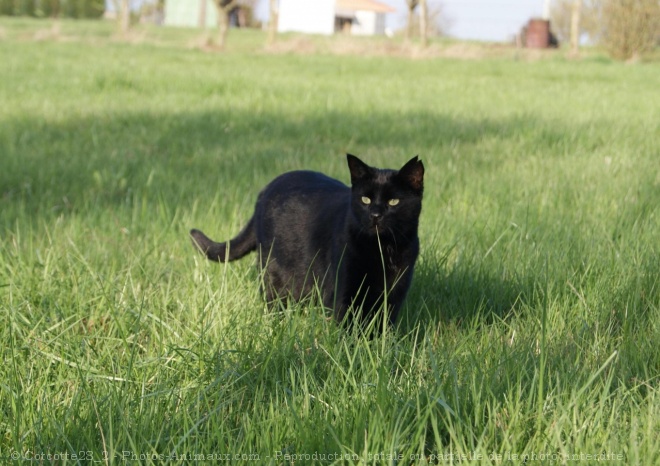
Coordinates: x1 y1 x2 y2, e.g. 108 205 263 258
361 196 371 205
388 199 400 206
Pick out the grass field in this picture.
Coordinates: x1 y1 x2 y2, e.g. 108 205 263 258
1 18 659 465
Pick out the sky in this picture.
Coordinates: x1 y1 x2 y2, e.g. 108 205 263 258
387 0 547 42
256 0 549 43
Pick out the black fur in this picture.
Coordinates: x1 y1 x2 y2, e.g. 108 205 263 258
190 154 424 326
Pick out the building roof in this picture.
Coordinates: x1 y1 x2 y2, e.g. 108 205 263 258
336 0 395 14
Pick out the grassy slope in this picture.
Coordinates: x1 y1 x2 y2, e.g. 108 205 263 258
1 19 659 464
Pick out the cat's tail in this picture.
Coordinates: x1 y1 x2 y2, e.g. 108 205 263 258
190 217 256 262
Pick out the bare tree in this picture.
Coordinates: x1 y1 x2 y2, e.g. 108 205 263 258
109 0 131 35
550 0 599 43
404 2 451 40
213 0 239 49
405 0 419 42
551 0 576 42
551 0 659 59
599 0 660 60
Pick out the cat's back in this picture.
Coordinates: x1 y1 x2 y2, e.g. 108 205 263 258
263 170 347 195
258 170 349 207
255 170 349 238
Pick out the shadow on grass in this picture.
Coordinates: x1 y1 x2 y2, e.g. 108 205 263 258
1 107 572 219
400 252 527 332
1 107 586 328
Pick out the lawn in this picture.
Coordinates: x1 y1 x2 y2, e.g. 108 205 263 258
1 19 659 465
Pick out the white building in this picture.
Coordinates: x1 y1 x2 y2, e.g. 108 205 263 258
278 0 395 36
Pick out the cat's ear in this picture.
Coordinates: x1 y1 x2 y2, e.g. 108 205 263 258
398 156 424 192
347 154 372 183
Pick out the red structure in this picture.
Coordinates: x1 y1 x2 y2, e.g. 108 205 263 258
525 18 551 48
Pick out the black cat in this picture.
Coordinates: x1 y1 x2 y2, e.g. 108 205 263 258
190 154 424 326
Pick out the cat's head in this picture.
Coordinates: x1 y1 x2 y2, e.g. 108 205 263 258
346 154 424 239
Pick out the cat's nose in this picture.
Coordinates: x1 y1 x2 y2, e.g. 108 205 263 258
370 209 384 221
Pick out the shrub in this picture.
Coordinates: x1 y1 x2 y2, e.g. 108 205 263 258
599 0 660 60
0 0 104 18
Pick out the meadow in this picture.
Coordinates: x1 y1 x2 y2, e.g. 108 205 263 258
1 18 659 464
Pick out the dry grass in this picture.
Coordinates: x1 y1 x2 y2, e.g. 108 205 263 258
265 33 562 61
32 21 61 41
0 17 628 62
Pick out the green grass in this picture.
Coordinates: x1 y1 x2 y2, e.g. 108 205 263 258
1 18 659 465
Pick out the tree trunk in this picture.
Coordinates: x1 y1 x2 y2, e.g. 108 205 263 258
51 0 60 18
119 0 130 35
405 0 418 42
217 9 230 49
267 0 278 46
420 0 428 47
405 5 414 41
214 0 238 49
570 0 581 55
198 0 207 28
